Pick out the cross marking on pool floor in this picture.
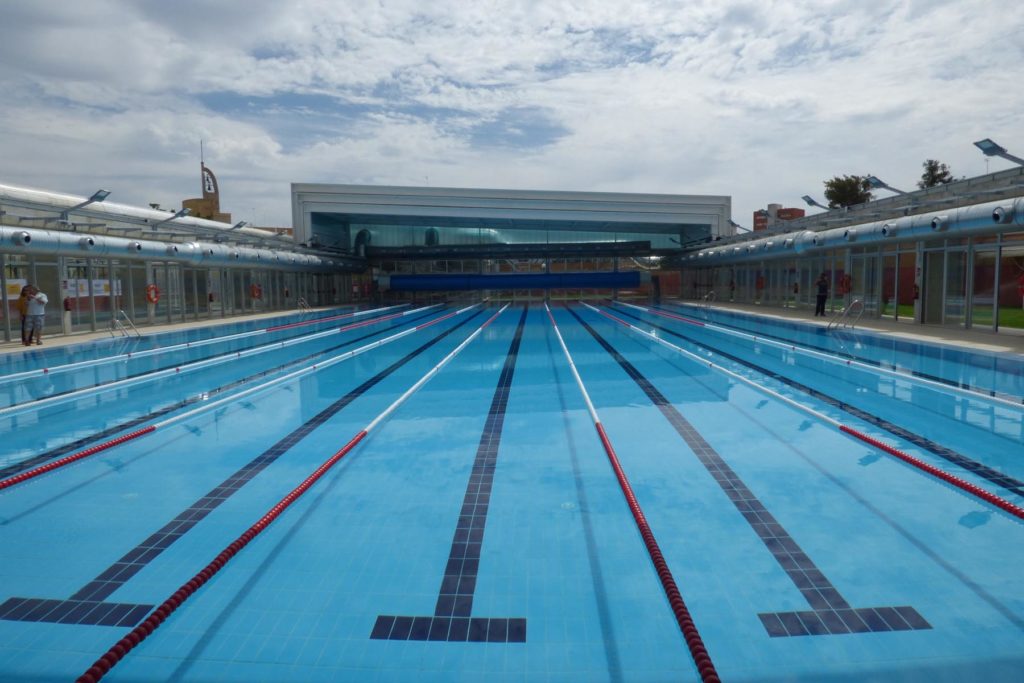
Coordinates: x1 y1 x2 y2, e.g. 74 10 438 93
0 311 482 629
370 306 529 644
569 307 931 638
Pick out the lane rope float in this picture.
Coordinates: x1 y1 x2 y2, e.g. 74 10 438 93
545 303 720 683
584 302 1024 522
0 303 414 386
614 300 1022 410
0 305 437 418
0 305 476 492
75 304 509 683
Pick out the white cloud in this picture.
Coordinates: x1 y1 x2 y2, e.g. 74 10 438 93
0 0 1022 228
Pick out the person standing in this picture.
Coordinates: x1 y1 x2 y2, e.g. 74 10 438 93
814 273 829 317
25 285 48 345
15 285 30 345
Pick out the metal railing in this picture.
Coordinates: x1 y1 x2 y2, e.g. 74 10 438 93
826 299 865 330
109 310 141 337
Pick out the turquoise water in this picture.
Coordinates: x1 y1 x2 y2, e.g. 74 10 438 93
1 303 1022 682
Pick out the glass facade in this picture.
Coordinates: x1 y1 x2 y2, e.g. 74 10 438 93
683 229 1024 334
0 252 349 343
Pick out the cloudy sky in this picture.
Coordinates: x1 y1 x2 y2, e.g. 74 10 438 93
1 0 1022 230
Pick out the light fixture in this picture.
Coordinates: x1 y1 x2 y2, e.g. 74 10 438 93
66 189 111 212
973 138 1024 166
865 175 907 194
151 207 191 230
801 195 830 211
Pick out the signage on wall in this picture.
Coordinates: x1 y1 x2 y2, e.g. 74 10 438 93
61 279 122 297
6 279 28 298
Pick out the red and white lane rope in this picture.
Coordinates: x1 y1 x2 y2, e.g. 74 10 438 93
75 304 508 683
0 304 411 386
0 305 439 419
613 300 1023 411
585 302 1024 522
0 304 474 492
544 303 720 683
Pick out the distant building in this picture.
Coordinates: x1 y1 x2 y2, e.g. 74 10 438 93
182 163 232 223
753 203 805 231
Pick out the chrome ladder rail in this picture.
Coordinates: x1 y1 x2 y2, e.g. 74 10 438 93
826 299 865 330
702 290 716 319
109 310 142 337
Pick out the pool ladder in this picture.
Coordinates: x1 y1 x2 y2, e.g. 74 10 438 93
109 310 141 337
826 299 865 330
701 290 716 319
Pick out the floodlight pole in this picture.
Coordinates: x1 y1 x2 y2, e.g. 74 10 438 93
973 138 1024 166
866 175 907 195
151 207 191 230
801 195 830 211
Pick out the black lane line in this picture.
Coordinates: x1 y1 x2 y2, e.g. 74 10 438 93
568 306 930 638
3 307 407 414
614 305 1024 499
653 302 1023 403
371 306 529 644
0 309 439 480
0 309 484 629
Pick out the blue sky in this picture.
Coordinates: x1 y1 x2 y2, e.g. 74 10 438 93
0 0 1022 229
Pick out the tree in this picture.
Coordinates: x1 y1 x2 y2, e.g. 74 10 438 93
918 159 953 189
823 175 873 208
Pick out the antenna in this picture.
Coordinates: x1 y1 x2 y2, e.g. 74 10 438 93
200 139 204 165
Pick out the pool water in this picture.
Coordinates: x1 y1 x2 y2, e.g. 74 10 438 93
1 302 1022 682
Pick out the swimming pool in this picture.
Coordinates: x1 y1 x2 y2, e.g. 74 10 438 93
1 302 1022 682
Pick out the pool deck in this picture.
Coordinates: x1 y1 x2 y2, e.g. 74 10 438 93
1 299 1022 357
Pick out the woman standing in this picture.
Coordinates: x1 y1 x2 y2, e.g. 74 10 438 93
15 285 30 345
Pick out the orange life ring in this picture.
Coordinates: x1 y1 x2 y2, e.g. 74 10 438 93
145 284 160 304
755 275 765 290
838 274 852 295
250 283 263 300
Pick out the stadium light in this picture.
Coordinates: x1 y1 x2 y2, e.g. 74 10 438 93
866 175 907 195
151 207 191 230
973 138 1024 166
801 195 830 211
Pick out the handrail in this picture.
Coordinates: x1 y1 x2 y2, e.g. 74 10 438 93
108 310 141 337
702 290 716 307
297 297 311 312
826 299 864 330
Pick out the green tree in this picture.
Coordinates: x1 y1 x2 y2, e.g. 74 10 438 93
823 175 873 208
918 159 953 189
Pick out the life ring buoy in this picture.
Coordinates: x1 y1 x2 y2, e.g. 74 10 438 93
838 274 852 295
755 275 765 291
250 283 263 300
1017 274 1024 297
145 284 160 304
